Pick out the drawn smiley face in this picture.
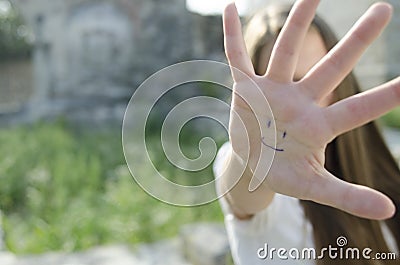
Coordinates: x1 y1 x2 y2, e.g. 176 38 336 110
261 120 286 152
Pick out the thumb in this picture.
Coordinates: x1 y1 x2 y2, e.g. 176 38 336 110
304 169 396 220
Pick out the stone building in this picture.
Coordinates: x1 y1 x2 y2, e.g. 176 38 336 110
5 0 224 124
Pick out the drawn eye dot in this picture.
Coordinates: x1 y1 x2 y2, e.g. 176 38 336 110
283 131 287 139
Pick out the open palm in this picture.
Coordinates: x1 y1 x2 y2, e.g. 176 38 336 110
224 0 400 220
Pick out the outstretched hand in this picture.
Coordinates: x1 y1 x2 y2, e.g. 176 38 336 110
224 0 400 220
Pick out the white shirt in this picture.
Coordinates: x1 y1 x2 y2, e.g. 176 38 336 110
213 142 398 265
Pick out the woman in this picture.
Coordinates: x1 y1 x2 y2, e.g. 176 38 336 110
214 1 400 264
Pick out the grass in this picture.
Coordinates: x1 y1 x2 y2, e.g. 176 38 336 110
0 121 225 254
1 110 397 255
382 107 400 129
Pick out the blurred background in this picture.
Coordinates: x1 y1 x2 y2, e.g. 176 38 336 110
0 0 399 264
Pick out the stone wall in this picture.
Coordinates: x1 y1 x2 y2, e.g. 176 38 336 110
5 0 224 125
0 60 33 113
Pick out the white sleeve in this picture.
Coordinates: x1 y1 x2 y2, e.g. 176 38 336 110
213 142 315 265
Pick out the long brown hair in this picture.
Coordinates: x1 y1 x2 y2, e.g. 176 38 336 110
244 5 400 265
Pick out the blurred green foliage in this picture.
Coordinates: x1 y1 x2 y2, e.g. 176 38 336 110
0 1 32 60
382 107 400 129
0 122 224 254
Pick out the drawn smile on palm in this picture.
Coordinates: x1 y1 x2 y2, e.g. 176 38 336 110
261 119 286 152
